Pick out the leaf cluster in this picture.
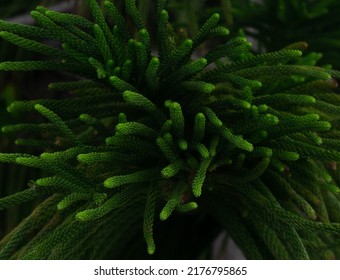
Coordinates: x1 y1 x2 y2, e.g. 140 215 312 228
0 0 340 259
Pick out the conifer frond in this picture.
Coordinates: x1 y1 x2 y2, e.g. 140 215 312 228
0 0 340 260
143 183 158 254
0 31 65 58
160 181 187 220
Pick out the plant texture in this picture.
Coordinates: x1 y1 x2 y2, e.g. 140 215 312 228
191 0 340 68
1 0 340 259
0 0 53 19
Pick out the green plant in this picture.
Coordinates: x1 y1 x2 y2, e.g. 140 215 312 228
0 0 52 19
194 0 340 68
0 0 72 103
1 0 340 260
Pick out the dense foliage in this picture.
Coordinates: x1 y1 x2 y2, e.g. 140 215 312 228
1 0 340 259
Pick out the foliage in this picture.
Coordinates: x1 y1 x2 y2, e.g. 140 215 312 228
0 0 340 260
188 0 340 68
